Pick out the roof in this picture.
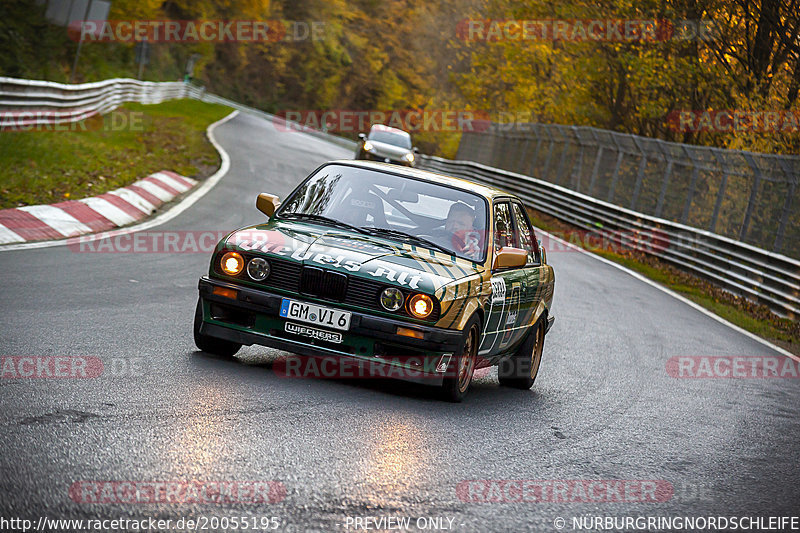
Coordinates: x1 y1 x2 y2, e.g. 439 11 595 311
369 124 411 137
328 160 515 200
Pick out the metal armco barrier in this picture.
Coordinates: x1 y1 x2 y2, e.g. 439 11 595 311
0 77 201 126
458 124 800 259
0 76 359 151
419 155 800 320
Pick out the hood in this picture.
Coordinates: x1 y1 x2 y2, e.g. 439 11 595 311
223 220 482 294
366 140 412 159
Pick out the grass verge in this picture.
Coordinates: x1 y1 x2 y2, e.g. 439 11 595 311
0 99 232 208
527 208 800 355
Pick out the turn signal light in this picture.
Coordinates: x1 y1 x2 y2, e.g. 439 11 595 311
397 327 425 340
212 286 238 300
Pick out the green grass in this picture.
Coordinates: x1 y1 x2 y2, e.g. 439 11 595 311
528 210 800 353
0 99 232 208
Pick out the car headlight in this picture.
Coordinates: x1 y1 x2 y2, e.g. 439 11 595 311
363 141 374 151
403 152 415 162
247 257 270 281
220 251 244 276
380 287 404 311
407 293 434 319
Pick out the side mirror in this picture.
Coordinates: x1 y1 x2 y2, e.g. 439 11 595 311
358 133 366 140
256 193 280 217
412 146 419 153
492 247 527 270
538 239 547 264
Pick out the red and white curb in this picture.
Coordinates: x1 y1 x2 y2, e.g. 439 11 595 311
0 171 196 244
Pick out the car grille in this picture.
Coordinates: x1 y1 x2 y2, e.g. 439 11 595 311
300 267 348 301
262 257 302 292
217 253 439 321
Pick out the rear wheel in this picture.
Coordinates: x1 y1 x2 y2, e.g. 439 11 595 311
498 320 544 390
441 316 480 402
193 299 241 358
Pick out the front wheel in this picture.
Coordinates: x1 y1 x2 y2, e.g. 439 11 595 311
193 299 241 358
498 320 544 390
441 316 481 402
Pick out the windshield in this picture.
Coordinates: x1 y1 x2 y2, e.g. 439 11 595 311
278 164 488 262
368 130 412 149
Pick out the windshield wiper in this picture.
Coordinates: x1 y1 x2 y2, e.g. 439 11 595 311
279 212 367 234
361 227 455 257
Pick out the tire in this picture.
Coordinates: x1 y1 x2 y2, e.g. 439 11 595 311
498 319 545 390
193 299 241 358
441 315 481 402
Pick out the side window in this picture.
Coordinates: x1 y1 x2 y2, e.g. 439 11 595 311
511 202 539 264
494 202 514 250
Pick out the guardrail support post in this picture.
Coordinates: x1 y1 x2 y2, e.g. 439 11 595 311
589 147 604 196
630 155 647 210
774 161 795 253
607 151 624 203
740 154 762 242
655 160 674 218
681 166 699 225
709 173 727 234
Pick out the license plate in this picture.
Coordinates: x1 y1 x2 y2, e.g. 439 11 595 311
285 322 343 344
279 298 351 331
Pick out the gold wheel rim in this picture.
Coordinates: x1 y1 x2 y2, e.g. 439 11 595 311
458 325 478 393
529 325 544 380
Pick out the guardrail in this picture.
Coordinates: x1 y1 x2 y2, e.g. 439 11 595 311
458 125 800 259
0 77 360 152
0 77 200 126
419 155 800 319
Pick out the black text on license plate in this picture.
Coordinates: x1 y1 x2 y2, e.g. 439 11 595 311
285 322 343 344
279 298 351 331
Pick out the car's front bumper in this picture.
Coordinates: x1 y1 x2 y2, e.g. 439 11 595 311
197 276 462 385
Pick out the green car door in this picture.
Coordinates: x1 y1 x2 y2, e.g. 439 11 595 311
479 200 530 359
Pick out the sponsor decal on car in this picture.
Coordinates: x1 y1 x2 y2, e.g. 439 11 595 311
285 322 343 344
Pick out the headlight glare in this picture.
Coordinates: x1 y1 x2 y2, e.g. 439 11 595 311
247 257 270 281
403 152 415 162
407 293 434 319
220 251 244 276
363 141 374 151
380 287 404 311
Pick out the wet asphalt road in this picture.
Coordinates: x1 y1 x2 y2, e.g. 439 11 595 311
1 110 799 532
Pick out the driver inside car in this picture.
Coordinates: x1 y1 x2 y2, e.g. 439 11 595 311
432 202 481 260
